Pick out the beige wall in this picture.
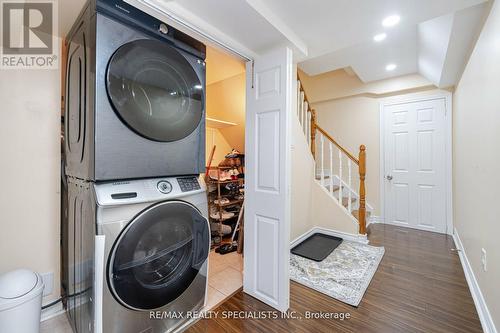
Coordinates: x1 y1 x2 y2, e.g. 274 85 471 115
290 114 314 240
291 109 360 240
314 96 381 215
453 0 500 327
0 64 61 304
206 73 246 154
291 64 360 240
206 46 245 85
0 0 90 306
206 127 233 166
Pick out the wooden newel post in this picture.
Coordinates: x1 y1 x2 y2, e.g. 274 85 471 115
311 109 317 158
358 145 367 235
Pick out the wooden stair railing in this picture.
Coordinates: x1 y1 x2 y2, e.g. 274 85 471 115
297 78 367 235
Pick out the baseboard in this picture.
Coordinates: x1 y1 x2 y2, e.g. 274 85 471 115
452 228 497 333
367 215 383 228
290 228 317 248
291 227 368 248
41 301 65 322
313 227 369 244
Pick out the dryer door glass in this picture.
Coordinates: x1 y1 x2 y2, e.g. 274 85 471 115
107 39 204 142
108 201 209 310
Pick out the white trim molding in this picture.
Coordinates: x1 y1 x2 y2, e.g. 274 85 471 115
453 228 498 333
379 91 453 235
366 215 384 229
291 227 368 249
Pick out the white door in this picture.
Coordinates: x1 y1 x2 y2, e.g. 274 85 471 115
244 47 292 312
383 97 448 233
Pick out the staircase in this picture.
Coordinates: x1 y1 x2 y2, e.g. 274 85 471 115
296 77 368 235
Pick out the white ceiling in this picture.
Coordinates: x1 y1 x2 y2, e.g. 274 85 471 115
293 0 490 84
135 0 490 86
62 0 491 87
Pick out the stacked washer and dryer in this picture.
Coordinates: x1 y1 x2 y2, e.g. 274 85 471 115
63 1 209 332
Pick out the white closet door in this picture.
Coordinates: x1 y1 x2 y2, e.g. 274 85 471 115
244 47 292 312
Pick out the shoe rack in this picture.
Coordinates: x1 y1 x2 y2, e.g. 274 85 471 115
205 156 245 249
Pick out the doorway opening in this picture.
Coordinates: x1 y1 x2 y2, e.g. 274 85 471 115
203 45 247 310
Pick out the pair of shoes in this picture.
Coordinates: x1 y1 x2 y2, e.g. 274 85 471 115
225 149 241 158
214 198 230 205
210 209 235 220
215 243 237 254
211 236 222 246
208 169 231 181
227 168 239 180
210 222 232 235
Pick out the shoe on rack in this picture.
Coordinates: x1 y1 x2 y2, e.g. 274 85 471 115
214 198 230 205
208 169 231 181
210 209 235 220
225 149 241 158
210 222 232 235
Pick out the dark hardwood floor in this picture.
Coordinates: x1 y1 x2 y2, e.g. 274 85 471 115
187 224 482 333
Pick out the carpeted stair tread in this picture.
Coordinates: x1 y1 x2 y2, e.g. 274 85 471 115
341 197 357 207
323 185 340 192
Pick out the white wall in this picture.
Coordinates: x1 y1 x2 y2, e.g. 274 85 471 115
0 65 61 304
453 0 500 329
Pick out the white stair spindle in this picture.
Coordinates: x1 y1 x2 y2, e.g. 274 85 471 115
348 159 352 213
300 91 305 128
306 111 311 148
329 142 333 194
303 101 308 134
320 134 325 186
338 150 343 203
297 81 301 117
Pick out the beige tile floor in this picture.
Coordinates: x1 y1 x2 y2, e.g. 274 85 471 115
40 251 243 332
204 250 244 310
40 313 73 333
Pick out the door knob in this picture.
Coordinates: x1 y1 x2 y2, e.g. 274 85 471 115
386 175 393 181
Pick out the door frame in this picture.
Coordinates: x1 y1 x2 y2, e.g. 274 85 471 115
379 91 453 235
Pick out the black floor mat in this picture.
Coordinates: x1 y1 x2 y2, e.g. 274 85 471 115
291 233 343 262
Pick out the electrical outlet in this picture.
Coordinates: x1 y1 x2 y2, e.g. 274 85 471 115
481 248 487 272
40 272 53 296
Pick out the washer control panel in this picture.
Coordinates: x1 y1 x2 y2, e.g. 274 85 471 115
177 177 201 192
94 176 205 206
157 180 173 194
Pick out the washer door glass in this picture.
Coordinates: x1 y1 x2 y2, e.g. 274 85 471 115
106 39 204 142
108 201 209 310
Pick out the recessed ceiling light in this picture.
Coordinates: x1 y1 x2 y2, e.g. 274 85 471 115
373 33 387 42
382 15 400 27
386 63 397 71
